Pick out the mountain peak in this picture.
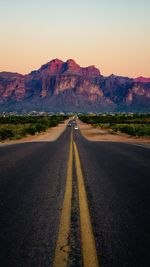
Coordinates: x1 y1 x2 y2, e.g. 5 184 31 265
134 76 150 83
40 59 64 74
66 59 77 65
37 59 101 77
82 65 101 76
63 59 81 74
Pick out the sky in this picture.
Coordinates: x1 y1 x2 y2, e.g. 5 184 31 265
0 0 150 77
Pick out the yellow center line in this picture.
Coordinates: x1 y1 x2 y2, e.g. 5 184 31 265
52 132 73 267
53 130 100 267
73 141 100 267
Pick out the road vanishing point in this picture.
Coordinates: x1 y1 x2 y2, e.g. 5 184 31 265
0 121 150 267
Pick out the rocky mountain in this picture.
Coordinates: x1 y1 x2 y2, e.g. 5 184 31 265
0 59 150 112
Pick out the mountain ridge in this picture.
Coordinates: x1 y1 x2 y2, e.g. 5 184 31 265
0 59 150 112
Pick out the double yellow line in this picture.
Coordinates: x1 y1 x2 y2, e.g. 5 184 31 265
53 132 100 267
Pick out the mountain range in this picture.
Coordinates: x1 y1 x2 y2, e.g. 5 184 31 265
0 59 150 112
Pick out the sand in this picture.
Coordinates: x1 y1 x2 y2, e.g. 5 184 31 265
78 120 150 148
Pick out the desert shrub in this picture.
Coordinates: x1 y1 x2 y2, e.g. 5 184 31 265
35 123 47 132
37 117 50 127
0 115 69 140
22 126 37 135
79 114 150 125
0 128 15 140
49 120 58 127
111 124 150 137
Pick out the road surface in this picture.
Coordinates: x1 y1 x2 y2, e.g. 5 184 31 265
0 122 150 267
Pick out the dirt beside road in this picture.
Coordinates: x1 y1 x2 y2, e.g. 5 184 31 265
78 120 150 147
0 119 70 145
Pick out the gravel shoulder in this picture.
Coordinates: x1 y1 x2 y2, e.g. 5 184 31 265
78 120 150 148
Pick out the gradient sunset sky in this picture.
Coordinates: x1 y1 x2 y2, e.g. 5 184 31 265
0 0 150 77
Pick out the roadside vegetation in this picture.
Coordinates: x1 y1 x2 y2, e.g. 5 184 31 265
0 115 68 141
79 113 150 137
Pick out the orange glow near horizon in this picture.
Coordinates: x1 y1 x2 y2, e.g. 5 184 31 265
0 0 150 78
1 51 150 78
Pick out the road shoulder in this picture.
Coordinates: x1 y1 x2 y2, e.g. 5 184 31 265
78 120 150 148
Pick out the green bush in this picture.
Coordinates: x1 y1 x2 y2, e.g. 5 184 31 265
37 117 50 127
35 123 47 132
0 115 69 140
111 124 150 137
49 120 58 127
79 114 150 137
22 126 37 136
0 128 15 140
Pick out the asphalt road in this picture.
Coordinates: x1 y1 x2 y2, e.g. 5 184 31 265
0 129 70 267
74 130 150 267
0 125 150 267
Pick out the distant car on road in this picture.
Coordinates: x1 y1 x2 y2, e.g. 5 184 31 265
68 123 72 127
74 125 79 130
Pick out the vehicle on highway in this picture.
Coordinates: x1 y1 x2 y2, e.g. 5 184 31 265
74 125 79 130
67 123 72 127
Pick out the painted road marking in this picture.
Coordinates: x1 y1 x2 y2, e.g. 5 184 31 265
52 132 73 267
53 132 100 267
74 141 100 267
